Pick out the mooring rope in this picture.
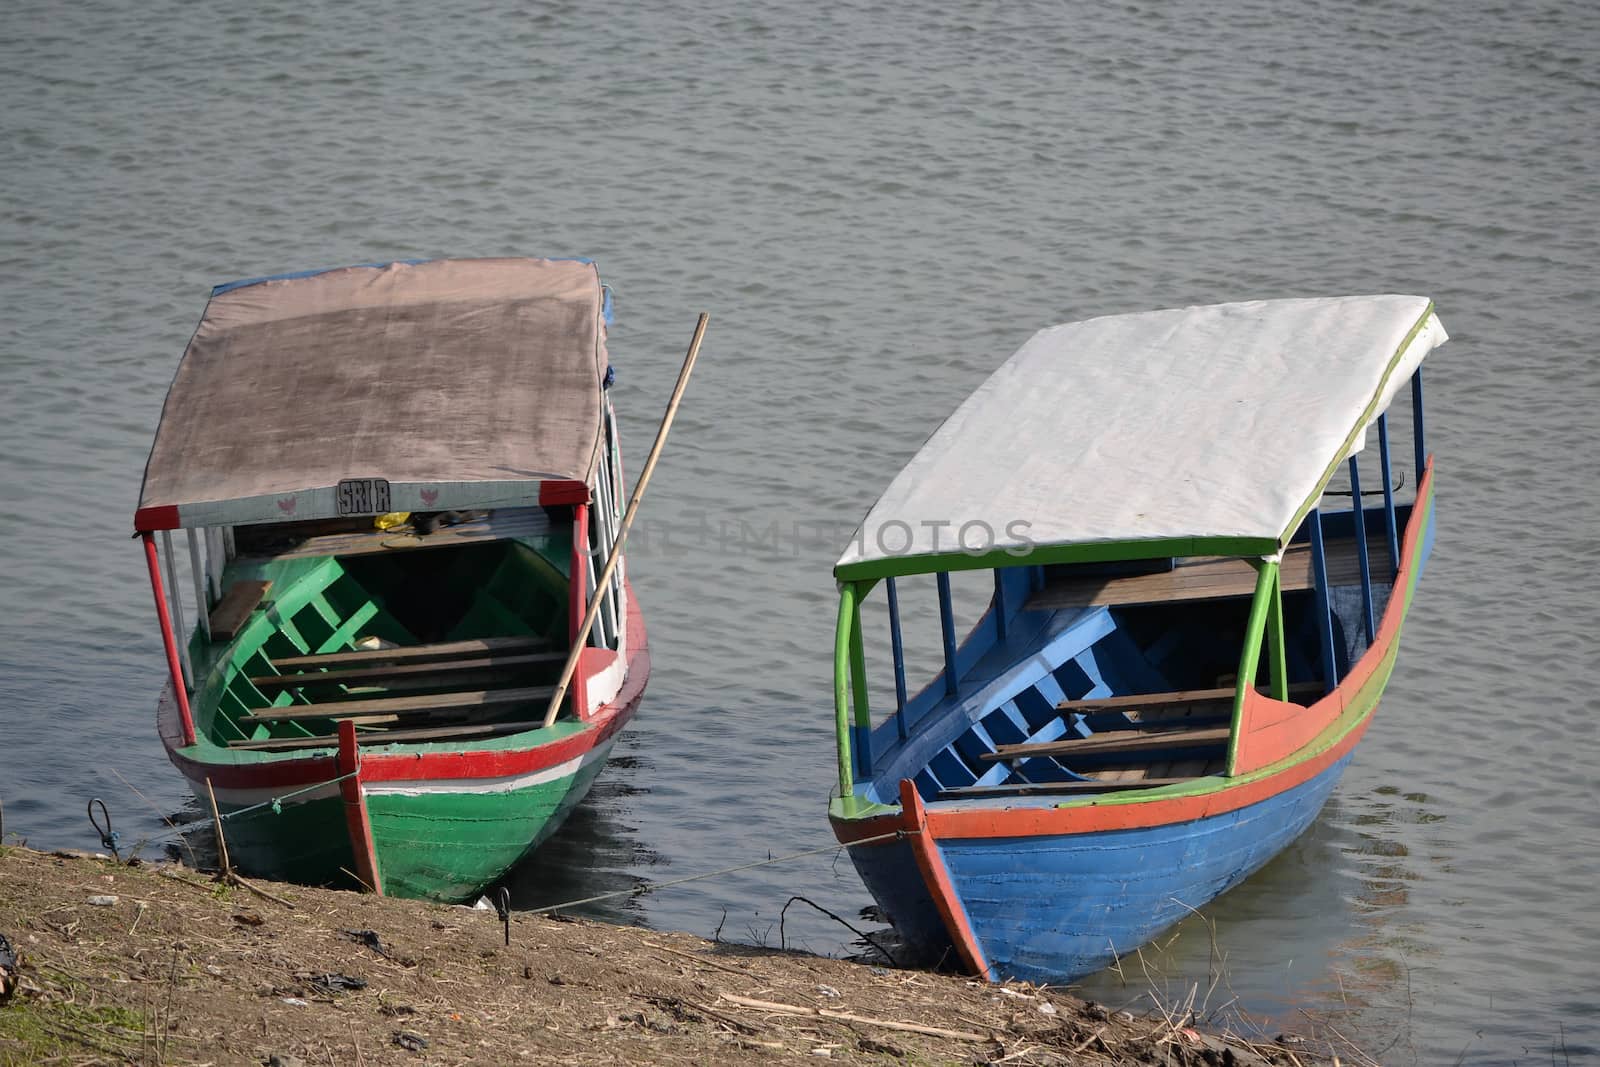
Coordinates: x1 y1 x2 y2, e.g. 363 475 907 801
521 829 911 916
95 770 361 852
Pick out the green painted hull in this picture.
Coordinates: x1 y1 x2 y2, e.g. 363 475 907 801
213 737 615 901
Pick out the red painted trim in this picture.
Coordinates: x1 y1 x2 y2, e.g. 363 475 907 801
899 780 994 980
1232 460 1434 775
143 533 196 746
336 720 384 895
539 480 591 506
161 579 651 791
569 502 591 719
134 504 181 532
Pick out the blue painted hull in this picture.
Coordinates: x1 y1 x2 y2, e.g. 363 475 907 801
850 753 1353 984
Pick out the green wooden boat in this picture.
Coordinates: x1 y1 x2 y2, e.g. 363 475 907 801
133 258 648 901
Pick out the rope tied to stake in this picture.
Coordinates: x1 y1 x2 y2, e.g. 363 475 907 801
94 770 362 856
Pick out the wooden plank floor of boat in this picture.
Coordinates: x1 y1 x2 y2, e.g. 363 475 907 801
229 719 543 752
269 635 549 671
250 651 563 691
234 685 555 726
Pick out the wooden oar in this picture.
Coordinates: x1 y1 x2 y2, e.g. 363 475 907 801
541 313 709 728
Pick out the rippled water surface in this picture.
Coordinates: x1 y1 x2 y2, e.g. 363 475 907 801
3 1 1597 1061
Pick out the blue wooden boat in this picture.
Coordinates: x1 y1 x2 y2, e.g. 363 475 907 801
828 296 1446 984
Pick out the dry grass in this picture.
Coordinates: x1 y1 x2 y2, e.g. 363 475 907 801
0 847 1340 1065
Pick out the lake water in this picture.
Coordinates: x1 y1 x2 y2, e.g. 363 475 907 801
3 1 1597 1061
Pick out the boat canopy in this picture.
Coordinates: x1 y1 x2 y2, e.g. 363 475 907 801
835 295 1447 581
135 257 610 531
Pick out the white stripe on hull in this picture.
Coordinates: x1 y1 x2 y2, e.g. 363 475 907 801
192 738 615 809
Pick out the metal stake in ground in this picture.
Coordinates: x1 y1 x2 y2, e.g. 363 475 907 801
542 313 709 729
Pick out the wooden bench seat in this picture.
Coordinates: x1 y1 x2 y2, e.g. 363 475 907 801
236 685 554 726
228 719 541 752
1025 537 1395 612
209 580 272 641
269 635 548 672
250 651 563 692
981 724 1231 762
1058 680 1321 713
938 775 1211 800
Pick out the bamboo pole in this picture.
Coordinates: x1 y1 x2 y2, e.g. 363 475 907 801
541 313 709 728
203 777 231 880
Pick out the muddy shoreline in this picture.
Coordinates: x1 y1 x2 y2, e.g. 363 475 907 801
0 846 1354 1065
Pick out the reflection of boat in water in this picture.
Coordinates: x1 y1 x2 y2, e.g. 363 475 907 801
133 258 648 902
500 751 659 924
826 296 1446 984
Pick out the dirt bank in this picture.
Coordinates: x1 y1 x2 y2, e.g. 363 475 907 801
0 846 1344 1065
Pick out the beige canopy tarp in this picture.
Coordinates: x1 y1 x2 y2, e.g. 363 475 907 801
135 258 609 530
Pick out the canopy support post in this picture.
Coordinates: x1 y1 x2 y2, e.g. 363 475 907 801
159 530 193 689
886 577 909 741
1307 508 1338 694
936 572 958 696
1377 414 1400 579
143 533 196 747
205 527 224 603
1227 560 1279 774
566 503 590 721
848 585 872 778
1411 368 1426 483
1264 565 1288 701
1347 456 1375 644
186 528 211 642
833 586 857 798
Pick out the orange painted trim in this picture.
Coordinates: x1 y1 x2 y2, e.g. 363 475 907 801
336 720 384 895
899 780 994 980
928 717 1373 840
1233 460 1433 774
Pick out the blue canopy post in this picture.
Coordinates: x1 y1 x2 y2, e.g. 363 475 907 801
1347 456 1376 643
1307 507 1339 694
1377 413 1400 579
936 572 959 696
885 577 910 741
1411 368 1427 483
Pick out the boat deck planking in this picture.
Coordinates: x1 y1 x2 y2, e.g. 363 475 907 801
228 719 545 753
269 635 549 671
251 651 563 692
234 685 555 727
208 579 272 640
982 724 1232 762
937 775 1218 799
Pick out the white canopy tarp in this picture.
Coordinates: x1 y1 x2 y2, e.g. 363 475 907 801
836 295 1446 576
